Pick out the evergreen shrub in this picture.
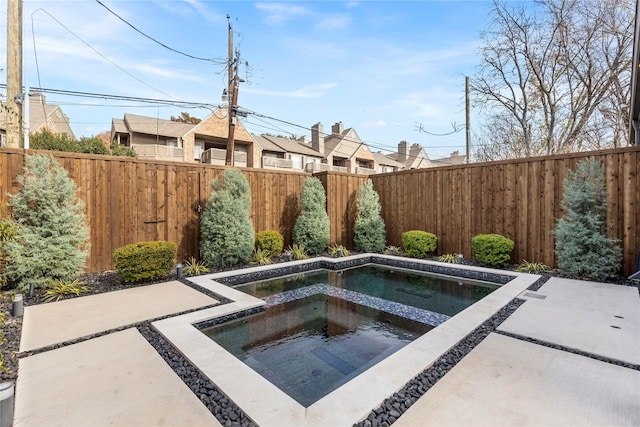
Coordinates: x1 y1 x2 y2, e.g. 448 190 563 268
402 230 437 258
200 169 255 267
553 158 621 280
255 230 284 257
353 179 386 253
0 205 17 288
2 154 90 291
471 233 514 267
113 241 177 283
292 177 330 254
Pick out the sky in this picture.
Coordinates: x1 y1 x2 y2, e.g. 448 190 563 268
1 0 497 160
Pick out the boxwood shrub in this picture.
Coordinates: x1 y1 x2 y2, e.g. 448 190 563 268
402 230 437 258
255 230 284 257
113 241 177 283
471 233 514 267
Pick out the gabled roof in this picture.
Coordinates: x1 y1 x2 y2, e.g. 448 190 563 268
431 151 467 167
260 134 322 157
186 108 253 143
385 143 432 168
252 135 287 153
122 113 195 138
324 127 374 161
0 93 76 138
372 151 404 168
111 118 127 134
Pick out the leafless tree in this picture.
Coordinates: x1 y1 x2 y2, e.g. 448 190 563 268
471 0 634 160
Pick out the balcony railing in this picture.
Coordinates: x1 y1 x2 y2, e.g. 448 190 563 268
262 157 294 169
355 166 376 175
305 162 348 173
201 148 247 167
132 144 183 161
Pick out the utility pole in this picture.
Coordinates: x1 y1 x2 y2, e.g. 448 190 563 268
465 76 470 164
6 0 23 148
225 16 239 167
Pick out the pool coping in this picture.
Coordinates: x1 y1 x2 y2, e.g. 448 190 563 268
152 254 540 427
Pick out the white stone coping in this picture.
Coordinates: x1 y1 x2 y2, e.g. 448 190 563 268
153 255 539 427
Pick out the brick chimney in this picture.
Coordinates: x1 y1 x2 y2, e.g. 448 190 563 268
311 122 324 154
331 121 344 136
398 141 408 163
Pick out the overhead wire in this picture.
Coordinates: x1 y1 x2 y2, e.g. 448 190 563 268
5 81 463 162
30 8 181 101
94 0 226 64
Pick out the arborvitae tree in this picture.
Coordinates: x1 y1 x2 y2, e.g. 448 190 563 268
553 158 621 280
3 154 90 291
353 179 386 253
292 177 330 254
200 169 254 267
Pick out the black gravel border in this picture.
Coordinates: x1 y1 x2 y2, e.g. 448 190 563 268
138 322 257 427
215 255 515 287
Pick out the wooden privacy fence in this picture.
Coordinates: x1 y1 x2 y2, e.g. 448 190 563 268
370 146 640 276
0 148 309 272
1 145 639 275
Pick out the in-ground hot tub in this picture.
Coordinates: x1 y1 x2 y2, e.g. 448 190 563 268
153 254 539 426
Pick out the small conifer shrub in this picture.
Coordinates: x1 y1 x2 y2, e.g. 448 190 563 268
200 169 255 267
113 241 177 283
3 154 90 291
553 158 621 280
402 230 437 258
292 177 330 254
471 233 514 267
255 230 284 257
353 179 386 253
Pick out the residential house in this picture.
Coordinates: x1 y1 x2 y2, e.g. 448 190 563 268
110 108 256 166
307 122 376 174
372 151 405 173
254 134 323 171
1 92 75 146
431 150 467 167
385 141 432 169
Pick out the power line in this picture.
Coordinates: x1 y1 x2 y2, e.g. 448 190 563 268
5 83 463 162
94 0 226 64
30 8 181 100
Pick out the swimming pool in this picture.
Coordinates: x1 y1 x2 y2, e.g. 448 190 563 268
153 254 539 426
200 264 498 406
201 293 432 406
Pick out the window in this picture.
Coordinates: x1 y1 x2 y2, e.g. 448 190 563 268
194 143 202 161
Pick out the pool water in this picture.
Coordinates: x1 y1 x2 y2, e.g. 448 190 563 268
200 264 501 406
201 293 432 407
234 264 498 316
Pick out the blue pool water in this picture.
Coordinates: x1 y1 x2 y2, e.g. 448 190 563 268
201 293 432 406
234 264 498 316
200 264 499 406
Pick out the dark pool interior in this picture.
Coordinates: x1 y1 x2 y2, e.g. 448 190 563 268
200 264 499 407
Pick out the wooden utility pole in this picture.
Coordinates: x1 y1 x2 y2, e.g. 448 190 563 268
6 0 23 148
225 16 238 166
465 76 470 164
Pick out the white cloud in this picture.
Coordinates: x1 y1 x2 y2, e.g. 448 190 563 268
315 14 351 30
255 3 311 25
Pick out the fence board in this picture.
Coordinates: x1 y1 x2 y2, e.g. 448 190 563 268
1 146 639 275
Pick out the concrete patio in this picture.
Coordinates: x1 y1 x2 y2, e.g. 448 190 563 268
11 276 640 426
